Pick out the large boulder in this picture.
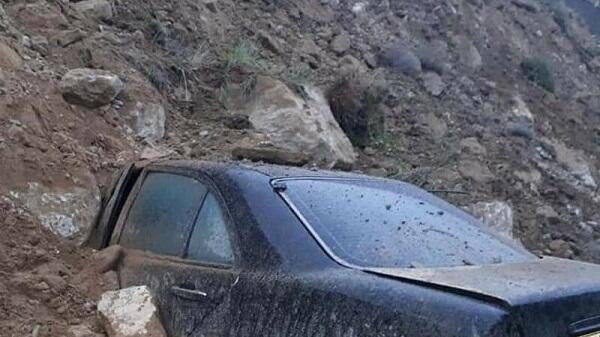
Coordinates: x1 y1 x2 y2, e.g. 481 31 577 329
9 182 101 244
98 286 166 337
60 68 124 108
327 74 385 147
467 201 516 241
244 76 356 168
132 102 166 143
72 0 113 20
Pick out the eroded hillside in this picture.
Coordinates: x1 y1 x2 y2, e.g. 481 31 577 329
2 0 600 335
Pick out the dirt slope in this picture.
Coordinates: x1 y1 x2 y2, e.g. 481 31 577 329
1 0 600 335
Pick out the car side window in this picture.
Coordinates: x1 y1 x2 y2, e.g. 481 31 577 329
186 192 234 264
120 172 207 257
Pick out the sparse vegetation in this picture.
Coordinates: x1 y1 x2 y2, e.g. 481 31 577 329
520 57 555 93
218 41 265 107
281 65 311 99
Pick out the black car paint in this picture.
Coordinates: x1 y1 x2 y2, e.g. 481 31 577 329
96 160 600 337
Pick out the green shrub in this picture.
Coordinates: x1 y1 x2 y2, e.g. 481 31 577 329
520 57 555 93
218 41 264 107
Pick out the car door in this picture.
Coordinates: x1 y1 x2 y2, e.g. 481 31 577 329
112 168 238 337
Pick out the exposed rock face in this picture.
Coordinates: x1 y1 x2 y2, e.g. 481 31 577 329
244 76 357 168
8 182 101 244
72 0 113 20
467 201 516 241
60 68 124 108
98 286 166 337
132 102 166 143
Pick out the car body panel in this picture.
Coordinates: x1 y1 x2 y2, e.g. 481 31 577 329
92 160 600 337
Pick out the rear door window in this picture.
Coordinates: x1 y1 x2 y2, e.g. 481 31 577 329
186 193 234 264
120 172 207 257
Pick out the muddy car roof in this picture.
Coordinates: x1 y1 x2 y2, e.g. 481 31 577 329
148 159 376 180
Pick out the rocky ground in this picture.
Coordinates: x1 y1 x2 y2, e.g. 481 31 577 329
2 0 600 335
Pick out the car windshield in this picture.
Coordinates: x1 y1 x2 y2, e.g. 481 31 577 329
281 178 534 269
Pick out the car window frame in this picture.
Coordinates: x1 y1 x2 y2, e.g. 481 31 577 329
112 165 239 269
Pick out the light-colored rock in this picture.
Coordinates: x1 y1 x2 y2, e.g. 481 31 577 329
51 29 87 47
338 54 367 75
69 325 104 337
511 95 534 123
60 68 124 108
139 146 174 160
9 182 101 244
459 160 495 183
422 72 445 96
454 36 482 71
330 33 351 54
245 76 356 168
467 201 515 240
132 102 166 143
98 286 167 337
30 35 49 56
417 113 447 142
459 137 487 155
551 140 597 189
536 205 560 220
0 42 22 69
72 0 113 20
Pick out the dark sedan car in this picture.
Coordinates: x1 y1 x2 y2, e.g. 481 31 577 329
90 160 600 337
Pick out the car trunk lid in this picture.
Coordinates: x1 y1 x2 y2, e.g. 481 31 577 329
368 257 600 336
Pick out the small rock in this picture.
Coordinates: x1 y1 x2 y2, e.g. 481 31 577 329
98 286 167 337
422 72 445 96
459 160 495 183
72 0 113 20
467 201 516 241
231 146 311 166
454 36 482 71
380 44 422 77
338 54 367 75
536 205 560 220
511 0 540 12
0 42 22 69
51 29 87 48
132 102 166 143
223 113 251 130
330 33 351 54
549 239 570 256
460 137 487 155
257 30 282 55
69 325 104 337
60 68 124 108
30 35 49 56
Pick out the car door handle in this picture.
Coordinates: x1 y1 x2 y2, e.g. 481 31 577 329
170 286 207 301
